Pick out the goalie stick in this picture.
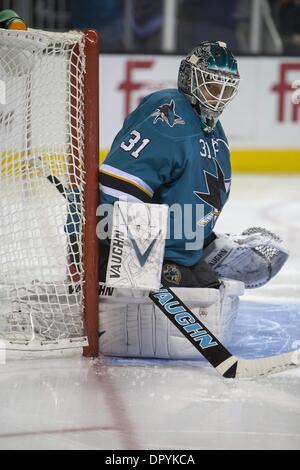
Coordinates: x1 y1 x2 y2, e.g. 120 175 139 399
150 285 300 378
29 156 81 284
36 157 300 378
30 157 79 212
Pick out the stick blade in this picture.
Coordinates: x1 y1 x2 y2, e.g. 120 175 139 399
235 349 300 379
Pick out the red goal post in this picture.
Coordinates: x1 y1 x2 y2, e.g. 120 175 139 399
82 30 100 357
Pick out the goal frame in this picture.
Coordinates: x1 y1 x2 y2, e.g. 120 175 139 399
0 28 100 357
81 29 100 357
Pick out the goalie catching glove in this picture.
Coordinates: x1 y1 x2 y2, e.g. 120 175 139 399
203 227 289 289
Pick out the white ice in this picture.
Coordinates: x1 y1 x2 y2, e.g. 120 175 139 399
0 174 299 450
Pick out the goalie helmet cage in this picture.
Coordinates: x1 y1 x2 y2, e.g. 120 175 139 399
0 29 100 357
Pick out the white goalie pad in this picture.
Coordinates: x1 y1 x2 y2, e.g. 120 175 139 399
204 227 289 289
106 202 168 290
99 280 244 359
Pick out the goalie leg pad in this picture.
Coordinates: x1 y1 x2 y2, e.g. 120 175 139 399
99 280 244 359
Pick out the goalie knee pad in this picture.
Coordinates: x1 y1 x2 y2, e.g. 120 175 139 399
99 280 244 359
203 227 289 289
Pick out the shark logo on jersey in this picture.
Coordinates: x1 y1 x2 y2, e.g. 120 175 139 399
152 100 185 127
194 159 231 227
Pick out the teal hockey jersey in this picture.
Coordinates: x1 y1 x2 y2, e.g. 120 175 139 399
100 89 231 267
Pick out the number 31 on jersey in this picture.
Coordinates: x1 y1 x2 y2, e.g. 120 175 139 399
121 130 150 159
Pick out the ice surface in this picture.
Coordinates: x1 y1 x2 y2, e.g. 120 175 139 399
0 175 299 450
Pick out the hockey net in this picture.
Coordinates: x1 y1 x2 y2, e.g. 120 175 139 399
0 29 99 355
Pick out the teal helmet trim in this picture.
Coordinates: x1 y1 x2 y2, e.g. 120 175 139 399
178 41 240 133
204 42 239 75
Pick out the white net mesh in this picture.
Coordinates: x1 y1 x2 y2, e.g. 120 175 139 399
0 29 87 351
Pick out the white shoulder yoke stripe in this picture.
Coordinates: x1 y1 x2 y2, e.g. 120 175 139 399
216 139 230 152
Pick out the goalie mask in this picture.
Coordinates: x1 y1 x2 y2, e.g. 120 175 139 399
178 41 240 133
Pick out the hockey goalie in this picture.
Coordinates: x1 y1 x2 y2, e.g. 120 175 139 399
99 41 289 359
